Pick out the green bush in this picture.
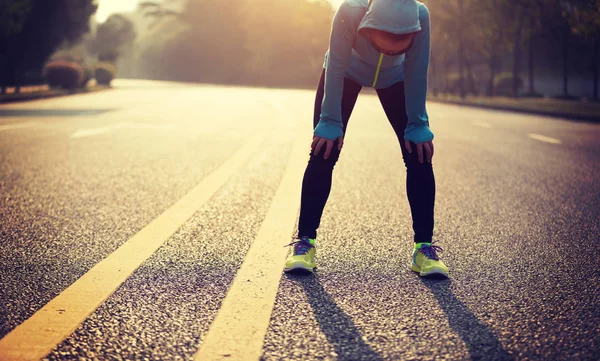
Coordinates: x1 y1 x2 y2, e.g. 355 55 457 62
494 72 523 96
47 50 92 88
95 62 117 86
43 60 84 89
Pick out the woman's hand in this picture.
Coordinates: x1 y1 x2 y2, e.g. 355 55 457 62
312 135 344 160
404 139 434 163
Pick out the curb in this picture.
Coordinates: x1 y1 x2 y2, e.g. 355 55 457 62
0 85 111 105
428 98 600 123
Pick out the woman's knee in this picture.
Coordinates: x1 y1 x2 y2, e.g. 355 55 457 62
403 155 433 171
308 147 341 168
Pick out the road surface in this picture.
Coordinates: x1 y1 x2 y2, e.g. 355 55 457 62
0 79 598 360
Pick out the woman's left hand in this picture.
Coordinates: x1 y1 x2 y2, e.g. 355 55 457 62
404 139 434 164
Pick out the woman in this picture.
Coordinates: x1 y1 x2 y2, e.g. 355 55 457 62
284 0 448 277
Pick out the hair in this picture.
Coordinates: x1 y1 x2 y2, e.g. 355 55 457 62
370 28 414 42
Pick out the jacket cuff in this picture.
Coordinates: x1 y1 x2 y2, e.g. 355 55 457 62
404 125 434 144
314 120 344 140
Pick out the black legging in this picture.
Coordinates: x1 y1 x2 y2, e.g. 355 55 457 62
297 68 436 243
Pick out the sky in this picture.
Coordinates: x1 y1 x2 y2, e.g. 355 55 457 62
95 0 140 23
95 0 344 23
329 0 344 9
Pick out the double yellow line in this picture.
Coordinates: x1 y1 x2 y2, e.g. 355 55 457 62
0 124 310 361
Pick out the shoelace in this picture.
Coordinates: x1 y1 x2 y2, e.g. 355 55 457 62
285 237 314 256
419 241 443 261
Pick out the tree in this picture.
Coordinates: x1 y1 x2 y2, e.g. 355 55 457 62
137 0 247 83
509 1 528 97
239 0 332 86
536 0 575 97
470 0 512 96
456 0 468 98
0 0 32 41
425 0 473 98
423 0 458 95
138 0 180 28
523 1 542 95
422 0 596 99
568 0 600 100
95 14 136 62
134 0 332 87
0 0 97 92
0 0 32 93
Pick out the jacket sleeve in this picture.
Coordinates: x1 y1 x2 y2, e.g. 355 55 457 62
403 3 434 144
314 3 357 141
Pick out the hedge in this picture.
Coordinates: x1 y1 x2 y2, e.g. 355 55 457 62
43 60 84 89
95 62 117 86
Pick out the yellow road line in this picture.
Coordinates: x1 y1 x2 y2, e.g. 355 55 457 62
0 131 268 361
528 133 562 144
193 129 310 361
70 122 176 139
0 122 38 132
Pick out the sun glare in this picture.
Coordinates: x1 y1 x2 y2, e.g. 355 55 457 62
95 0 140 23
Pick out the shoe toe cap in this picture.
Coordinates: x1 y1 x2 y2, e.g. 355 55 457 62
421 260 449 274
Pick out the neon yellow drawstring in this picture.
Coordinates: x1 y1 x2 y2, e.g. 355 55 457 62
372 53 384 87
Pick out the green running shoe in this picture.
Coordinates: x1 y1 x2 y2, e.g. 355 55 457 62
411 241 449 277
284 236 316 273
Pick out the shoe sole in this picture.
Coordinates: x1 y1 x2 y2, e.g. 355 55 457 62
284 264 315 273
411 264 448 278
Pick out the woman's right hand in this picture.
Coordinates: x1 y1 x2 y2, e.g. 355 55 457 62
311 135 344 160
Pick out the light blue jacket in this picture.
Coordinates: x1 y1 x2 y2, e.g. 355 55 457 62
315 0 433 144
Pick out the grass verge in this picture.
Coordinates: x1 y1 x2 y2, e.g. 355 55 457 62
428 94 600 122
0 85 110 104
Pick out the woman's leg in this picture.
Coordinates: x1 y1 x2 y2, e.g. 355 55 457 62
376 81 435 244
297 68 362 239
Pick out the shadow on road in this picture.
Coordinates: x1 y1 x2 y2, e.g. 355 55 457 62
0 109 114 117
286 272 383 361
284 272 512 360
420 277 513 361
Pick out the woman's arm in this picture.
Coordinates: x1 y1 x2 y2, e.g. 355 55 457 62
403 3 434 144
313 2 357 141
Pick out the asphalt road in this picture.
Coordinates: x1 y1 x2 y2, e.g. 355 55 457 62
0 79 598 361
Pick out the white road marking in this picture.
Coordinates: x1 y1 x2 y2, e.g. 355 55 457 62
528 133 562 144
0 122 39 132
70 122 176 139
471 121 492 128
